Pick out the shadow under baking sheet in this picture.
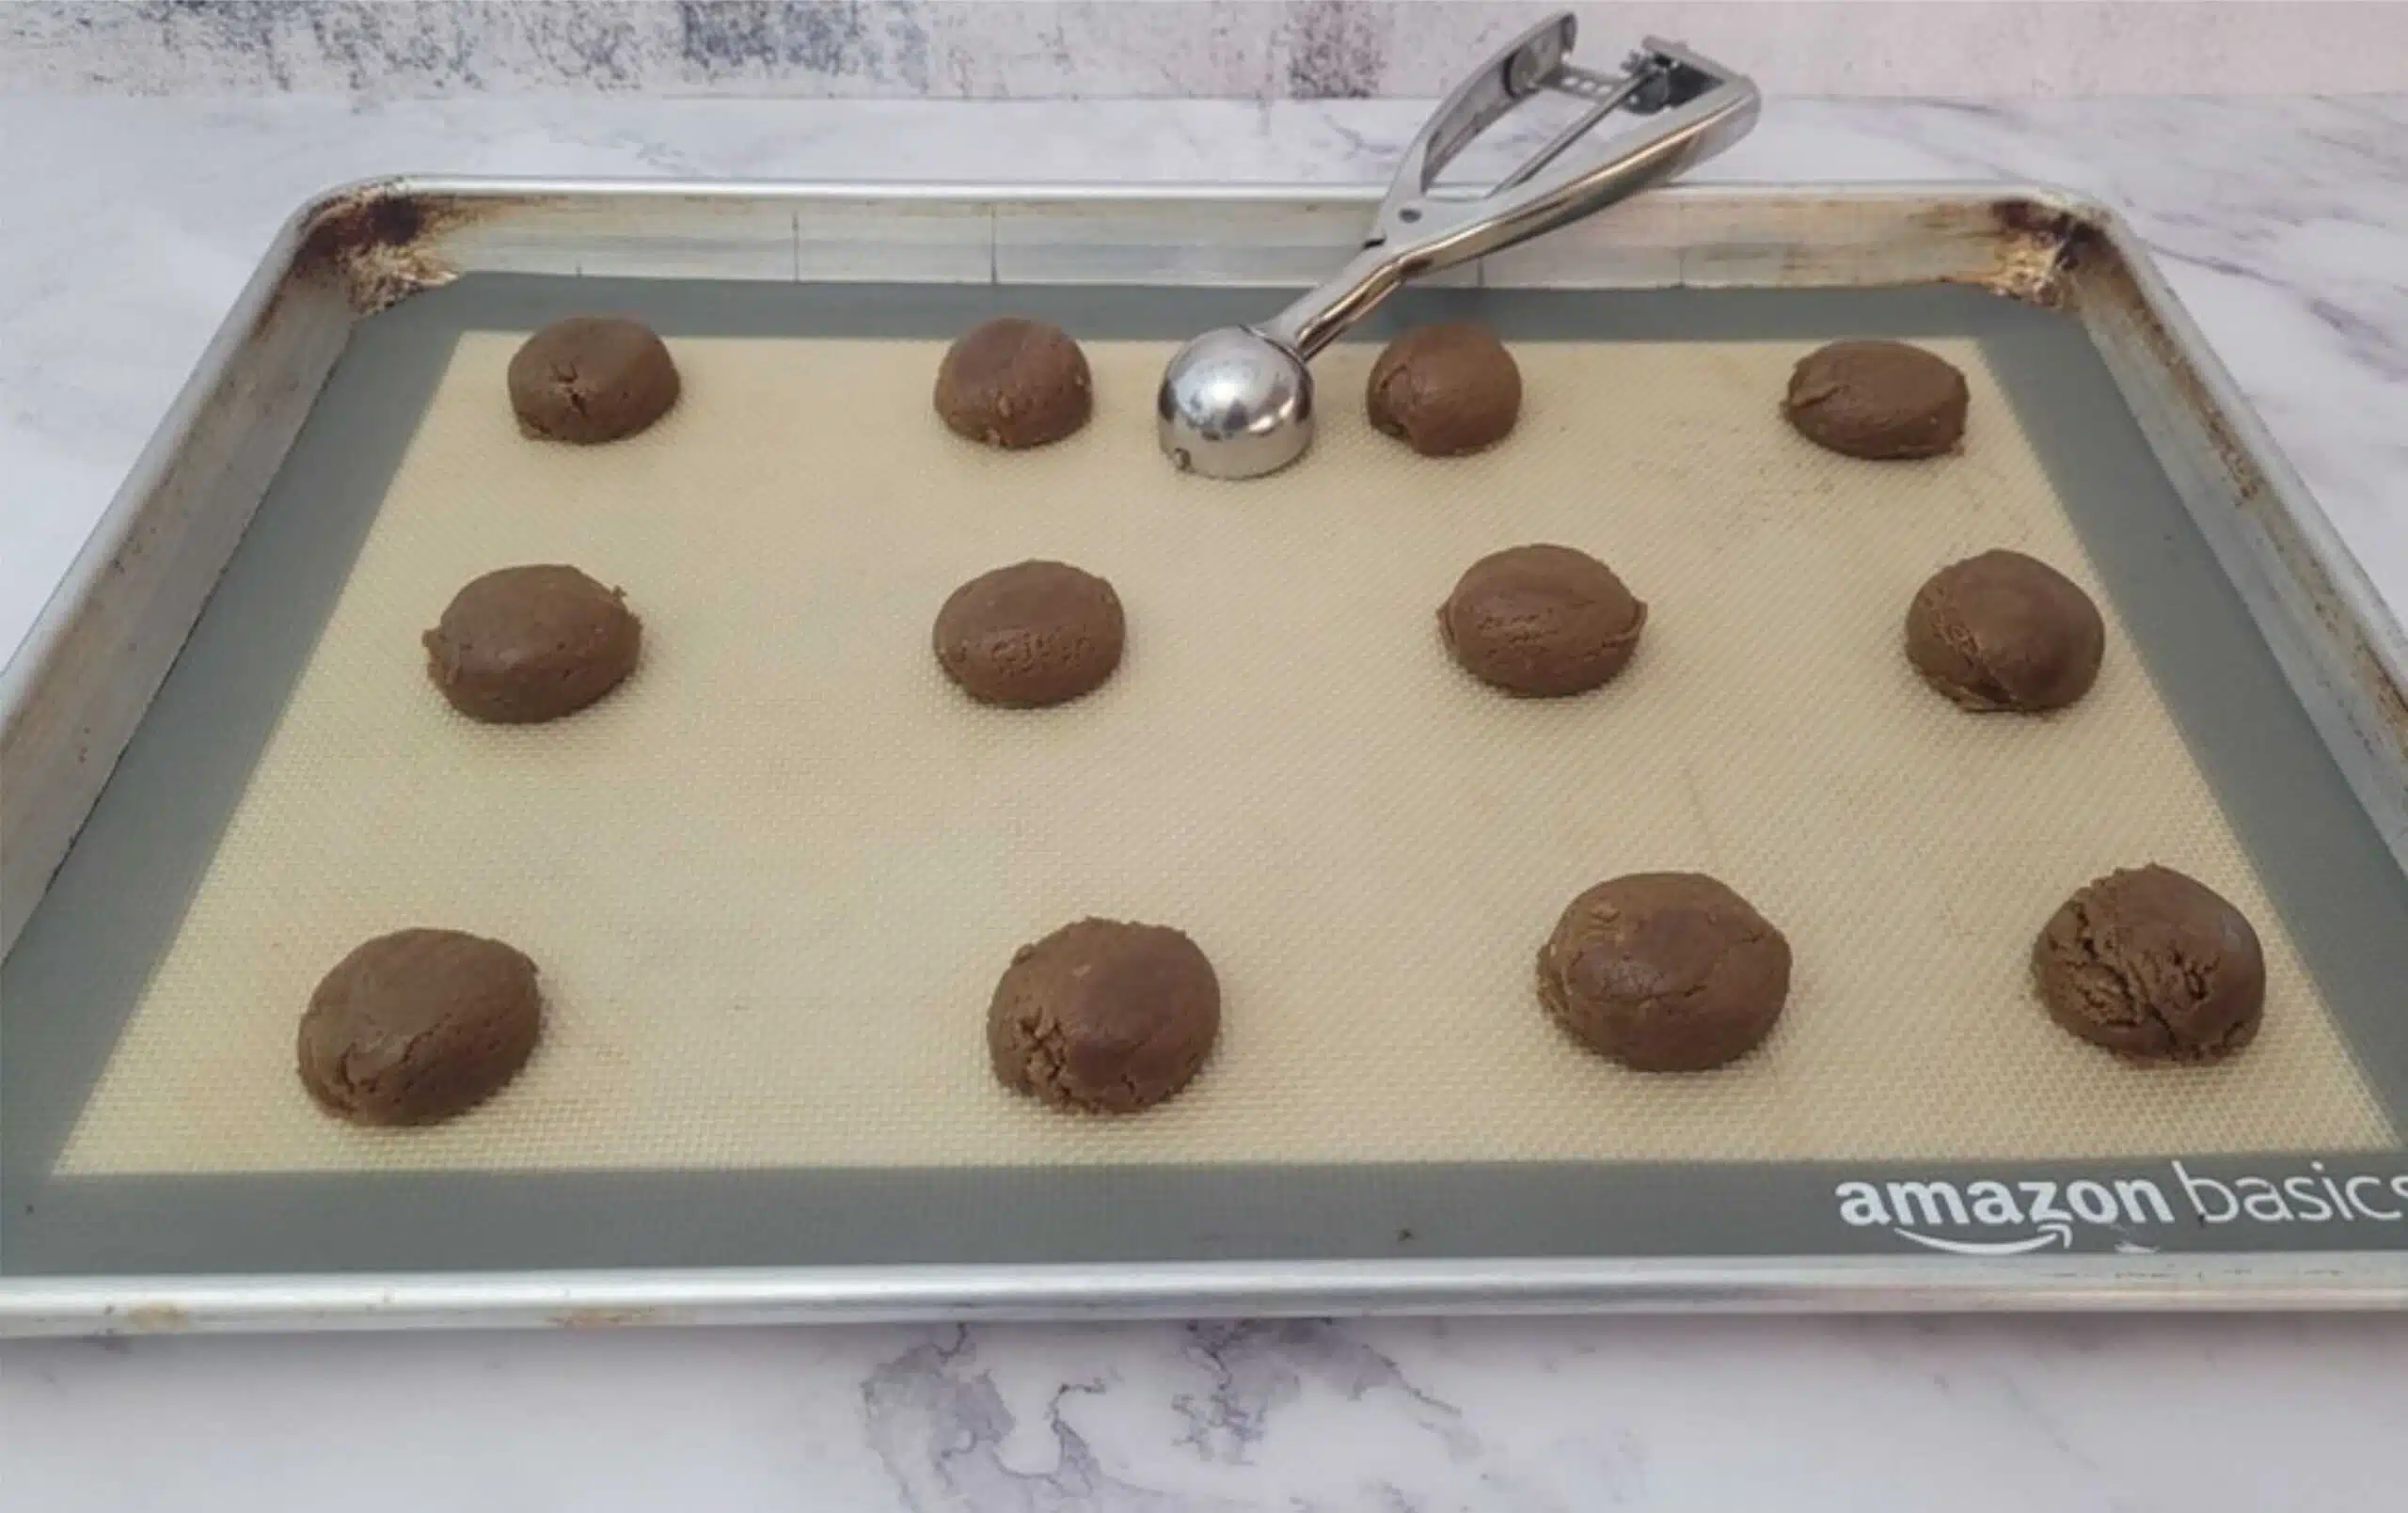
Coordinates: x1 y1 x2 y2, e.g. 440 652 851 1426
7 277 2407 1276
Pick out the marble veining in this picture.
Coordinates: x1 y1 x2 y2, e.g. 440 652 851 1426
8 1315 2408 1507
1 90 2407 1511
6 3 2404 99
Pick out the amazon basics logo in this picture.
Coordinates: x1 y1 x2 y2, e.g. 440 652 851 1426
1836 1161 2408 1254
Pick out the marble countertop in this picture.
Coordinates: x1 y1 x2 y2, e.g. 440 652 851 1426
3 93 2406 1509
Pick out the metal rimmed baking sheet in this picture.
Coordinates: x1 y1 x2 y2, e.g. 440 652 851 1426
4 186 2405 1329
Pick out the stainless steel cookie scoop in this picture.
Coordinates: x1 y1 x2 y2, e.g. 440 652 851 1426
1156 16 1758 479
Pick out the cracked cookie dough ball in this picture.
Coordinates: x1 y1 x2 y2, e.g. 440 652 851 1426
1906 549 2105 713
1782 339 1968 460
298 928 542 1126
2033 865 2265 1063
1366 322 1523 456
507 316 679 444
933 317 1093 449
424 564 642 724
1438 544 1646 698
933 559 1124 708
1537 874 1792 1072
988 919 1221 1114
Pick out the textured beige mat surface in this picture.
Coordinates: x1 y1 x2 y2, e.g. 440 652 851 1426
56 331 2392 1174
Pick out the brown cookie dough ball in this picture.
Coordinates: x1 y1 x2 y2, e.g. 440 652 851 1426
298 928 542 1126
1782 339 1968 460
1906 549 2105 713
507 316 679 444
1438 544 1646 698
1366 323 1523 456
933 317 1093 449
988 919 1221 1114
1538 874 1792 1073
933 559 1124 708
2033 865 2265 1063
424 564 641 725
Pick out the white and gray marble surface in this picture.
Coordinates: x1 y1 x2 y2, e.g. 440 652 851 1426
3 92 2407 1509
9 2 2405 100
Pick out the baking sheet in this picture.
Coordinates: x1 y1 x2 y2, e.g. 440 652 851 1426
33 300 2394 1179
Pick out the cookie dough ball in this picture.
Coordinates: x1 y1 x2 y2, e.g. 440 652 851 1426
1367 322 1523 456
1537 874 1792 1073
933 317 1092 449
933 559 1124 708
507 316 679 444
1906 549 2105 713
424 564 641 724
2033 865 2264 1063
1438 544 1646 697
298 928 542 1126
988 919 1220 1113
1782 339 1968 460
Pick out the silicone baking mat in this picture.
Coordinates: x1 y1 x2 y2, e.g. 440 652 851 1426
22 285 2398 1183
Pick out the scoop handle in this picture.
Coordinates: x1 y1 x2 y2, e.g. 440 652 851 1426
1260 25 1758 358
